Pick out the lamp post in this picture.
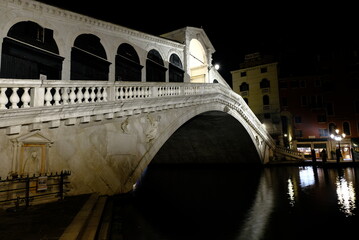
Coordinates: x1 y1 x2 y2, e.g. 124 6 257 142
330 129 346 149
330 129 346 161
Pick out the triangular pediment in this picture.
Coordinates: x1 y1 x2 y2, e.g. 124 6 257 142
12 131 53 144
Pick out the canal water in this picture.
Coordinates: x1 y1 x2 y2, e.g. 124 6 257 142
108 163 359 240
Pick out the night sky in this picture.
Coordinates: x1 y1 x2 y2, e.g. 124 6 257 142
35 1 357 84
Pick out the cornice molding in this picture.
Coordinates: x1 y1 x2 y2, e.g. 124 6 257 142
5 0 184 49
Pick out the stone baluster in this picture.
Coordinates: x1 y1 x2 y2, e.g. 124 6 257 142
124 87 128 99
102 87 108 101
96 87 102 102
53 87 61 106
119 87 124 99
83 87 90 103
69 87 76 104
44 87 53 106
10 87 20 109
21 87 31 108
115 87 120 100
61 87 69 105
90 87 96 102
0 87 8 109
76 87 83 103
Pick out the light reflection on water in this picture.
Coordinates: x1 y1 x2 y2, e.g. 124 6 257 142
110 165 359 240
336 174 356 216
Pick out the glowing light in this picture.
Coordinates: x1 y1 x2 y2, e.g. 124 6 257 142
287 178 295 206
299 166 315 187
336 176 356 216
214 64 220 70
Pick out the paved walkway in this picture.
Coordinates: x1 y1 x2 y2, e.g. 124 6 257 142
0 193 108 240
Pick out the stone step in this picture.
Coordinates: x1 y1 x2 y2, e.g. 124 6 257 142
59 193 108 240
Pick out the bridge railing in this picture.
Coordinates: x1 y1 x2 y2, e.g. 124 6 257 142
0 79 220 110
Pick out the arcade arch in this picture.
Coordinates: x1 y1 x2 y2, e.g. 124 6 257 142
71 33 110 80
189 39 207 83
0 21 63 79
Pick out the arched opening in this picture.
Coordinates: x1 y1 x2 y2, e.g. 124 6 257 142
146 49 166 82
240 82 249 92
260 78 270 88
168 53 184 82
71 34 110 80
188 39 207 83
1 21 63 79
115 43 142 81
152 111 261 164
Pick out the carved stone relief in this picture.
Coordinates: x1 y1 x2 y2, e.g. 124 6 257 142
11 131 53 176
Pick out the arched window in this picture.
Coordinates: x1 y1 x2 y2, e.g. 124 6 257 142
169 54 184 82
343 122 351 135
240 82 249 91
115 43 142 81
1 21 63 79
263 95 270 105
146 49 166 82
260 78 270 88
71 34 110 80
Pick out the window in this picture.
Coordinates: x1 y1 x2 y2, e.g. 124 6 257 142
317 115 327 122
319 128 328 137
301 96 308 106
343 122 351 135
240 71 247 77
260 78 270 88
294 116 302 123
240 82 249 91
264 113 271 119
299 80 306 88
263 95 269 105
281 97 288 107
294 129 303 137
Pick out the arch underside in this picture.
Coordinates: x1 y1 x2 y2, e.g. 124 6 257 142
126 105 263 190
153 110 261 165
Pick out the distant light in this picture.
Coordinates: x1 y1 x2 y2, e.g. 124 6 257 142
214 64 220 70
284 133 288 137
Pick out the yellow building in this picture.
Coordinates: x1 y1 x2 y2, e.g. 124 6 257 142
231 52 284 146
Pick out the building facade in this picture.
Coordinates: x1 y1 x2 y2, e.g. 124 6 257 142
232 47 359 160
231 53 283 146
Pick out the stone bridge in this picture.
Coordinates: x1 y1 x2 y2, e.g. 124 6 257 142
0 0 303 197
0 80 277 195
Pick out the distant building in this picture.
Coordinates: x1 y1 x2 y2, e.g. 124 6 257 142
231 52 283 146
232 49 359 160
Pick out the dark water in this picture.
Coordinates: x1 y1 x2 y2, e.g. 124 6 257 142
109 164 359 240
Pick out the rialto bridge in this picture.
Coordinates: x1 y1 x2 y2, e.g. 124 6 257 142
0 0 303 197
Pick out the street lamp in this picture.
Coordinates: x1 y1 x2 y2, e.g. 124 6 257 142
330 129 346 148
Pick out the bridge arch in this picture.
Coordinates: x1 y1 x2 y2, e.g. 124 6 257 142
124 102 266 191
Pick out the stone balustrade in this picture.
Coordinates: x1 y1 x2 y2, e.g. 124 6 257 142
0 79 221 110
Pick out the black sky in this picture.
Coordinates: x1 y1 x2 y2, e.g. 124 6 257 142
35 1 357 83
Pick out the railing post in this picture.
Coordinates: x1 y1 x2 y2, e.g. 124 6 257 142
107 85 115 102
31 87 45 107
151 86 159 98
25 176 30 208
59 171 64 200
